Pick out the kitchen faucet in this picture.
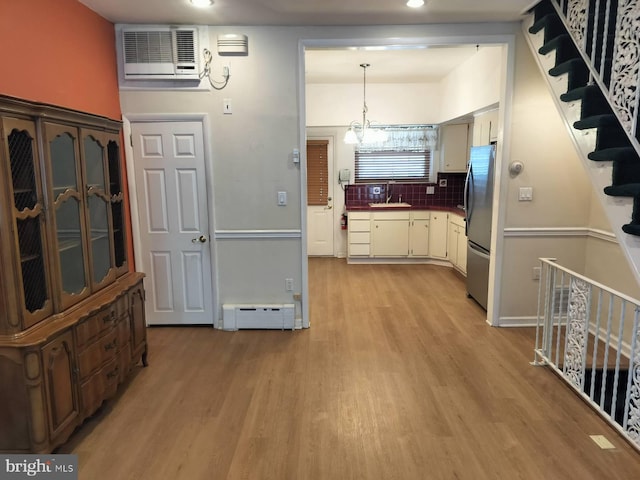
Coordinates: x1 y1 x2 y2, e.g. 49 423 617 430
386 182 392 203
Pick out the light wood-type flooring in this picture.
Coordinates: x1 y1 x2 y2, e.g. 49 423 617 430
59 258 640 479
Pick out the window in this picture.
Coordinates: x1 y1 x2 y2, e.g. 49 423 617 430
355 150 431 182
306 140 329 205
352 125 436 183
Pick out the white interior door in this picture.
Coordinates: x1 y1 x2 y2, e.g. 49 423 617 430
307 138 334 256
131 121 214 325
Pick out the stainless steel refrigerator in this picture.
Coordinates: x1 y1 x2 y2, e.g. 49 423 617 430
464 144 495 310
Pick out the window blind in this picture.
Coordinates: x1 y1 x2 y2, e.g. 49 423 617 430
355 150 431 182
306 140 329 205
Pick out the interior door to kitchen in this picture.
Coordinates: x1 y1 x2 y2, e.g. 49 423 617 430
306 138 334 256
131 121 214 325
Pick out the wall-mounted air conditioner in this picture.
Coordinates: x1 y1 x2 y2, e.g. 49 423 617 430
121 26 200 80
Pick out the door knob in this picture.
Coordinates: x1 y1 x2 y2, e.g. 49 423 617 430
192 235 207 243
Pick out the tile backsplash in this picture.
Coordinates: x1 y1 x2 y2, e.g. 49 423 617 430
344 172 466 208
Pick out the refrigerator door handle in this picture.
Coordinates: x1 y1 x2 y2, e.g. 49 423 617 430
469 242 490 260
464 164 474 236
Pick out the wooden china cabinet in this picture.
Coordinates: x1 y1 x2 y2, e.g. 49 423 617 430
0 96 147 453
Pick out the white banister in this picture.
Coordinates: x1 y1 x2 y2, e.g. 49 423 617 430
534 258 640 450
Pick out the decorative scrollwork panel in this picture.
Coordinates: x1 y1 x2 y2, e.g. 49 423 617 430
563 278 591 388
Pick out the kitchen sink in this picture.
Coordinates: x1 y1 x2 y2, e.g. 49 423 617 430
368 202 412 208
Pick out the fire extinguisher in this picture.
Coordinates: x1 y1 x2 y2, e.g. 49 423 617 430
341 213 348 230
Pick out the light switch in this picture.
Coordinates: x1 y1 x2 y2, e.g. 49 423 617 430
223 98 232 114
278 191 287 206
519 187 533 201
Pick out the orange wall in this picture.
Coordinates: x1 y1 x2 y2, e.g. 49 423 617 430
0 0 121 120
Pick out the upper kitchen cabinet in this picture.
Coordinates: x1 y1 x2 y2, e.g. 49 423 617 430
440 123 470 172
472 109 499 146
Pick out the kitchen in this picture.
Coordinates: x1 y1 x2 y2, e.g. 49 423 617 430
305 45 502 310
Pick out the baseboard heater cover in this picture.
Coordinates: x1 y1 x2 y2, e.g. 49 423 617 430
222 304 295 330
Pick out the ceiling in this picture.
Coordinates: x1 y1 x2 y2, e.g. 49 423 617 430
78 0 533 84
78 0 534 27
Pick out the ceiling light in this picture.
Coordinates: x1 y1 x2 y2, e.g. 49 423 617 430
191 0 213 7
406 0 425 7
344 63 387 145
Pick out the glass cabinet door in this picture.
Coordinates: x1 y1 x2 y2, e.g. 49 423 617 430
107 135 128 276
81 130 116 289
2 117 53 328
44 123 90 310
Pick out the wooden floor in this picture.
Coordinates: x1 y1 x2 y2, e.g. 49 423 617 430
59 258 640 479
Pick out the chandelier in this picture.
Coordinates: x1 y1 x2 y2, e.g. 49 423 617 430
344 63 388 145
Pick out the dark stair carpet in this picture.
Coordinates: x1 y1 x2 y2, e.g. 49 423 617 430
529 0 640 235
582 368 630 425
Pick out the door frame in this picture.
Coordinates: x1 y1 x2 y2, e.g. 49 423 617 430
297 34 516 327
122 113 219 326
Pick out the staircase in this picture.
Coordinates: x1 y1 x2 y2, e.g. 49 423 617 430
523 0 640 281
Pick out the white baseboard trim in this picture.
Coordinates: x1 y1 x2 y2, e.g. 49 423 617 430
496 316 538 327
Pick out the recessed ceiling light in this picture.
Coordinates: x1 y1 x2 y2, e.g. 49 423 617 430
406 0 425 7
191 0 213 7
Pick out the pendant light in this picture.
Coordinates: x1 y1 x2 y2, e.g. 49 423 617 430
344 63 387 145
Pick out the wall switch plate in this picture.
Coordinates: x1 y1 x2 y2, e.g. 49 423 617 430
285 278 294 291
426 186 435 195
223 98 232 114
519 187 533 201
532 266 541 280
278 191 287 206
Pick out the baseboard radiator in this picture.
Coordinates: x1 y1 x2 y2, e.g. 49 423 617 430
222 304 295 330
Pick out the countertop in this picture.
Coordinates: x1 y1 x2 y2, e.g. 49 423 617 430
346 204 466 217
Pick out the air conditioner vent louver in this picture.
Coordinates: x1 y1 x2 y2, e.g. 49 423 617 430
174 30 196 63
124 31 173 64
121 26 200 80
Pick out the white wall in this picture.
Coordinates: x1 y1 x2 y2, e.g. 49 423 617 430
438 45 503 123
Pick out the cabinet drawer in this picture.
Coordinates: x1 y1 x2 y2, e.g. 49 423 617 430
411 211 430 220
372 211 410 220
77 328 118 380
349 219 371 232
79 356 119 418
348 212 370 220
116 316 131 347
76 305 116 348
349 232 370 244
349 244 370 256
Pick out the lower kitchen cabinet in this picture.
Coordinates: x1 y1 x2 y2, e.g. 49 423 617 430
347 212 371 257
428 212 449 260
371 211 410 257
448 213 467 274
409 211 430 257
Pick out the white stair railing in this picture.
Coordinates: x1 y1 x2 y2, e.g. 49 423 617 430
534 258 640 450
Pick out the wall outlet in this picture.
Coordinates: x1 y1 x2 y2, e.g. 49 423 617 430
285 278 294 291
439 179 448 187
519 186 533 201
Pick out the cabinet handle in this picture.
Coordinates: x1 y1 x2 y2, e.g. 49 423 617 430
106 367 119 379
103 314 112 324
104 340 117 351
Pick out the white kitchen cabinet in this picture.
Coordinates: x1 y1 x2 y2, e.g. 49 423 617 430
371 211 410 257
472 109 499 146
347 212 371 257
448 213 467 274
429 212 448 259
409 211 430 257
440 123 470 172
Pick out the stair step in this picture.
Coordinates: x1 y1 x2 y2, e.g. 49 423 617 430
612 161 640 185
539 34 580 67
530 0 557 24
574 114 619 130
529 14 565 44
561 85 611 117
622 223 640 235
588 147 637 162
603 183 640 197
549 59 589 90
